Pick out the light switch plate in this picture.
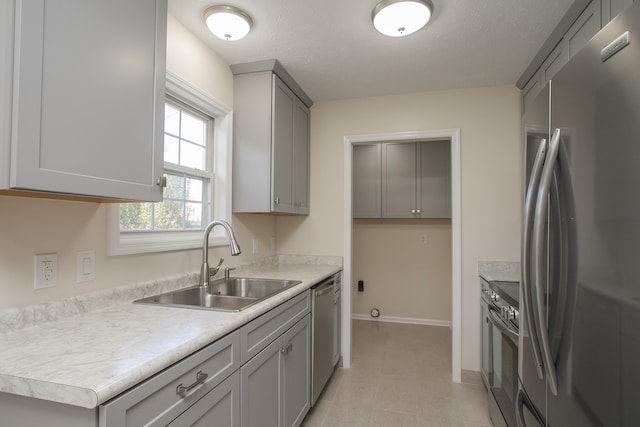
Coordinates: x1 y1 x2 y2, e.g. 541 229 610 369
76 250 95 283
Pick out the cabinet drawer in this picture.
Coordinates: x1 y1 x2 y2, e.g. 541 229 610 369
99 331 240 427
240 291 310 364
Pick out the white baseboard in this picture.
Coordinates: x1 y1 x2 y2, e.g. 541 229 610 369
351 313 451 328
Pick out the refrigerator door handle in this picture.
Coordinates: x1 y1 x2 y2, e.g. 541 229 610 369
532 127 562 396
522 137 547 380
516 386 545 427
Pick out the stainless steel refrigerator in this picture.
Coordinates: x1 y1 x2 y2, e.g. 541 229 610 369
520 2 640 426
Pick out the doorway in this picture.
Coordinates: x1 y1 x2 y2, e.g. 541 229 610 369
342 129 462 382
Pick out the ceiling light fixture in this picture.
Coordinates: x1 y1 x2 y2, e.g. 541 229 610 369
204 5 253 41
372 0 434 37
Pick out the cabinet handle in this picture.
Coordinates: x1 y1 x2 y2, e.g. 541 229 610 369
281 343 293 354
411 209 416 214
156 176 167 187
274 196 280 205
416 209 421 214
176 370 208 397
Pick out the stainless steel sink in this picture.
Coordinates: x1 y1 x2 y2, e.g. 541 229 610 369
134 278 302 311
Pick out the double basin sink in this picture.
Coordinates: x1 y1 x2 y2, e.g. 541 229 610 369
134 277 302 312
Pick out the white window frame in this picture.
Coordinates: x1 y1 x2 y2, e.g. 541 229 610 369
107 72 233 256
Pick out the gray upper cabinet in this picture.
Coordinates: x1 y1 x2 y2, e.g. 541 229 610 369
382 141 451 219
1 0 167 201
519 0 630 113
382 142 418 218
353 141 451 219
352 144 381 218
602 0 636 22
232 60 312 215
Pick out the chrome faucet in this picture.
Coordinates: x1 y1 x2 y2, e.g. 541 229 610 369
200 219 241 287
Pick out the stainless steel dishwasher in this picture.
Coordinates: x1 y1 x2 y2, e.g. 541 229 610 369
311 273 341 406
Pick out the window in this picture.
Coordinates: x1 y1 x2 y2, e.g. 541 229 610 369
119 98 212 232
108 72 232 255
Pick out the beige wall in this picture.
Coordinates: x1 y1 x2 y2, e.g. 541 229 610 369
352 219 452 322
0 16 276 309
277 86 523 370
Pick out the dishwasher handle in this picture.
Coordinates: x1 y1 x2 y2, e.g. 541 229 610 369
314 282 335 297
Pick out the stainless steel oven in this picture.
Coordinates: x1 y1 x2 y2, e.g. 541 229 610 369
481 279 520 427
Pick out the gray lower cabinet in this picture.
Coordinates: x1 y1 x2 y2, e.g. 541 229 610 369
99 331 240 427
1 0 167 201
167 372 240 427
240 314 311 427
0 292 313 427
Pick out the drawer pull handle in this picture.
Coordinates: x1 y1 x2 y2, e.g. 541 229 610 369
176 370 208 397
281 343 293 354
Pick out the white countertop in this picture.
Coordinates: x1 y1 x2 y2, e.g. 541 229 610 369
478 260 521 283
0 261 341 409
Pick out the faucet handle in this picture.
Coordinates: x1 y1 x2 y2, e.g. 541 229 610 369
209 257 224 278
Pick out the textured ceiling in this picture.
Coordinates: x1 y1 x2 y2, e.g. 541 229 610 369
168 0 574 102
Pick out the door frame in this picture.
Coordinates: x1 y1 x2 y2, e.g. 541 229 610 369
342 128 462 382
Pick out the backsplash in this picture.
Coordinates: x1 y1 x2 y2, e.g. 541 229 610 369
0 255 342 333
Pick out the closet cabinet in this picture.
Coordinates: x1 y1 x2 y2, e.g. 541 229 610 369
1 0 167 201
353 141 451 219
352 144 382 218
232 60 312 215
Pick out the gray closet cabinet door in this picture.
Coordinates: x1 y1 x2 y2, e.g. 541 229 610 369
9 0 166 201
417 141 451 218
353 144 382 218
381 142 417 218
282 314 311 427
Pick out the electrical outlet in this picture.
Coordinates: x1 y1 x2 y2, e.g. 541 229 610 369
34 254 57 289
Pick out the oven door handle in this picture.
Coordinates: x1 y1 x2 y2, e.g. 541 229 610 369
487 308 519 345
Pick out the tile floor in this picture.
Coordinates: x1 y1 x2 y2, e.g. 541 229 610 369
302 320 493 427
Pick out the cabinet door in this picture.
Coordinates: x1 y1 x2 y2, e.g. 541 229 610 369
168 372 240 427
293 101 310 214
521 72 543 115
241 338 282 427
282 315 311 427
272 76 296 213
417 141 451 218
353 144 382 218
10 0 166 201
539 39 569 85
566 0 601 58
381 142 416 218
602 0 635 23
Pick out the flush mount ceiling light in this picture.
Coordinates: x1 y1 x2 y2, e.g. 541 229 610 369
372 0 434 37
204 5 253 41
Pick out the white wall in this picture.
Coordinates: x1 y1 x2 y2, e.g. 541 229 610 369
277 85 523 371
0 16 276 309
